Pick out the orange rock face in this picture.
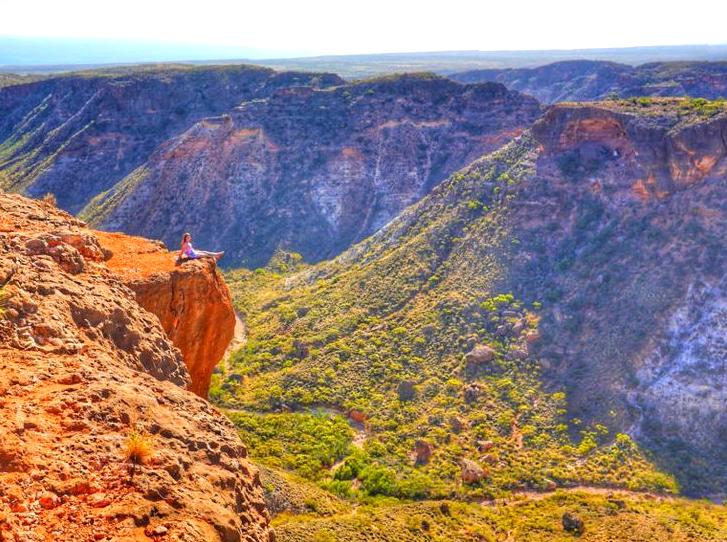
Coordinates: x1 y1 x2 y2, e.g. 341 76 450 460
98 231 236 398
533 101 727 198
0 193 271 542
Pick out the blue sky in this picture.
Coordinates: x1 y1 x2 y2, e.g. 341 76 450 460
1 0 726 59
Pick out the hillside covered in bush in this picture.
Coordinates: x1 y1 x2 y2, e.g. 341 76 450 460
211 99 727 538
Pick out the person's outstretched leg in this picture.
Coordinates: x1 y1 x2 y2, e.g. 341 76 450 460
189 250 224 261
193 250 216 259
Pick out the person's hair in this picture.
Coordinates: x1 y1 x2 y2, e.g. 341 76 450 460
182 232 191 244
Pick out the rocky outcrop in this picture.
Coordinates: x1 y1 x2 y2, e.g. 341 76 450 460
83 74 541 266
0 193 271 541
0 65 344 213
460 459 486 484
98 231 236 397
464 344 496 364
636 279 727 460
452 60 727 103
413 440 433 466
533 101 727 193
562 511 585 535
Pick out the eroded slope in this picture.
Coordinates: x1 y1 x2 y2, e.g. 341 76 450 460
83 74 541 267
0 65 343 212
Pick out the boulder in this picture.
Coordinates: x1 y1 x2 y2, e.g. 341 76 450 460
414 440 433 466
349 409 367 424
511 320 525 335
449 416 466 433
38 492 60 510
507 348 528 360
463 383 484 403
464 345 496 364
562 511 585 535
292 340 309 360
461 459 487 484
397 380 416 402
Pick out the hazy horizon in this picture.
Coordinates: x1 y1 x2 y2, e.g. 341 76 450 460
2 39 727 78
1 0 727 67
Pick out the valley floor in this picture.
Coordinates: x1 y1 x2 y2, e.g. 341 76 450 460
271 488 727 542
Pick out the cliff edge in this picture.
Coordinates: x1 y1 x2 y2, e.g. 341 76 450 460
97 231 235 398
0 193 271 542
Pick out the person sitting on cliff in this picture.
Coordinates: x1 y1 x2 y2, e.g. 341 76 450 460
178 232 224 262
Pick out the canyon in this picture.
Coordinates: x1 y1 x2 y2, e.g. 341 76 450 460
452 60 727 103
0 57 726 541
0 67 543 268
0 192 269 541
81 73 541 267
219 98 727 510
0 65 343 213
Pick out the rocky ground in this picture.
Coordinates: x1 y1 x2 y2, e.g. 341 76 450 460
0 193 271 541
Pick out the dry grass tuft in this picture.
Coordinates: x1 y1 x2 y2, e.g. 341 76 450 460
124 428 154 465
41 192 57 207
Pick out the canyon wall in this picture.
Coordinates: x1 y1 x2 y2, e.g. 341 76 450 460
452 60 727 103
521 101 727 495
83 74 542 267
0 66 344 213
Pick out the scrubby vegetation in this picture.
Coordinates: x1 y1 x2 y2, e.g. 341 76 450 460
679 97 727 117
227 410 353 479
596 96 727 125
216 136 680 506
620 95 727 119
274 491 727 542
0 74 42 89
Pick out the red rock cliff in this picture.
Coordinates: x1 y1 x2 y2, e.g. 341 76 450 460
0 193 271 541
97 231 235 397
533 101 727 194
